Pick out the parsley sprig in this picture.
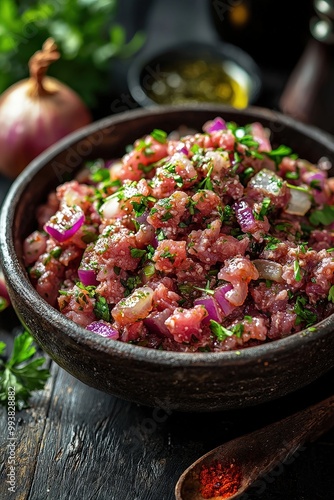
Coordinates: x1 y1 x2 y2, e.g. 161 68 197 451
0 331 50 410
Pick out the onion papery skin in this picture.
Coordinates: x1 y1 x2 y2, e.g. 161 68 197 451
0 76 92 179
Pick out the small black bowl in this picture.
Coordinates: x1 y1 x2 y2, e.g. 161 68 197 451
1 104 334 412
127 40 262 109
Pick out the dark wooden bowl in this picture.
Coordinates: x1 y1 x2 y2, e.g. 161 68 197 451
1 104 334 412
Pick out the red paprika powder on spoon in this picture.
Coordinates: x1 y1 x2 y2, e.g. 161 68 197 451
199 460 242 499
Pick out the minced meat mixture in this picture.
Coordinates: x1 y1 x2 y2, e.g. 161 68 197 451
24 117 334 352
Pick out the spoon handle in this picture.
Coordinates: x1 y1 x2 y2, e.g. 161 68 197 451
235 394 334 490
175 395 334 500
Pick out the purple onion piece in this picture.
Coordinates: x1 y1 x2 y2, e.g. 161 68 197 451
194 295 222 324
233 200 256 232
176 144 189 155
86 321 119 339
78 268 98 287
204 117 227 133
44 206 85 243
136 211 149 224
214 285 235 316
304 171 326 187
144 309 172 337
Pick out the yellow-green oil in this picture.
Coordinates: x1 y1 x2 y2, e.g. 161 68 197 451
146 59 249 108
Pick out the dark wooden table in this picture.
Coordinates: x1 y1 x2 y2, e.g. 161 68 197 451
1 306 334 500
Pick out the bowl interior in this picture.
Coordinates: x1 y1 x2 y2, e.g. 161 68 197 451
2 104 334 411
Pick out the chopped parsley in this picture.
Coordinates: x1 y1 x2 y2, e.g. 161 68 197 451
264 145 295 166
294 260 302 282
254 197 271 221
294 296 317 327
94 295 110 322
130 248 146 259
309 205 334 226
210 320 244 341
198 164 214 191
328 285 334 303
151 129 167 143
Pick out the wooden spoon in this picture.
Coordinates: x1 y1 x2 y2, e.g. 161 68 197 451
175 395 334 500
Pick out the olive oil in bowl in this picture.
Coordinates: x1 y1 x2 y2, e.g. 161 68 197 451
145 59 250 108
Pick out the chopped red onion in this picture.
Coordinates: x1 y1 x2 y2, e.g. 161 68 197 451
203 117 227 133
233 200 256 232
144 309 172 337
194 295 222 324
78 268 98 287
44 205 84 243
176 143 189 156
87 321 119 339
214 284 235 316
136 211 149 224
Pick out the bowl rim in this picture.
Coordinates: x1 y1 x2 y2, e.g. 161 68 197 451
1 103 334 368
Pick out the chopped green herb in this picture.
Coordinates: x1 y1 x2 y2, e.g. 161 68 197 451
0 331 50 410
254 197 271 221
264 145 295 166
210 320 234 341
294 296 317 327
285 171 299 180
244 315 252 323
151 129 167 143
198 164 214 191
94 295 110 322
294 260 302 282
114 266 121 275
121 275 142 297
265 279 272 288
50 247 62 259
156 229 166 241
160 250 176 262
286 183 310 194
326 248 334 253
130 248 146 259
328 285 334 303
90 167 110 183
309 205 334 226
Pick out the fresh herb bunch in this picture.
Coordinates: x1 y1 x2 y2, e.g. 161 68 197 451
0 0 145 107
0 331 50 410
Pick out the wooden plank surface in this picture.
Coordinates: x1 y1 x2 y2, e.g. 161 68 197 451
1 351 334 500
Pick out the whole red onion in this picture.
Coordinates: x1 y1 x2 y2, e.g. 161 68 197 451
0 38 92 178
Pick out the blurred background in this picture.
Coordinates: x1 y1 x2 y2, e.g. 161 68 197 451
0 0 334 129
0 0 334 148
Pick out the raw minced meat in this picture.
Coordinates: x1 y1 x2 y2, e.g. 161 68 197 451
24 117 334 352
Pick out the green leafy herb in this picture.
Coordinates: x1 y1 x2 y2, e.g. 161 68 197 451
254 197 271 221
198 165 214 191
294 296 317 327
264 145 295 166
151 129 167 143
0 0 145 108
121 275 142 297
309 205 334 226
285 171 299 180
130 248 146 259
328 286 334 303
210 321 244 341
294 260 302 282
264 235 280 251
0 331 50 410
0 297 9 312
94 295 110 322
210 321 234 341
286 183 310 194
326 248 334 253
